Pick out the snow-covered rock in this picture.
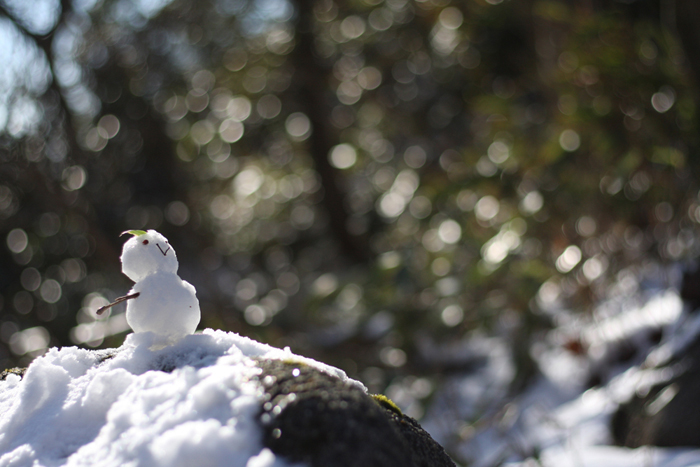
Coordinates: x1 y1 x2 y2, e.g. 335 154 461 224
0 330 348 467
612 314 700 448
421 287 700 467
0 330 454 467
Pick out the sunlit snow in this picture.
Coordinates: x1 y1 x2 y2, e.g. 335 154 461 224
0 329 357 467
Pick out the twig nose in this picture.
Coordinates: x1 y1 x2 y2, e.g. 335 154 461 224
156 243 170 256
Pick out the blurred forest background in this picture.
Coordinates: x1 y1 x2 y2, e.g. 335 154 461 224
1 0 700 436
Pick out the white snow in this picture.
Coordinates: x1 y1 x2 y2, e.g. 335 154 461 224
0 329 361 467
507 446 700 467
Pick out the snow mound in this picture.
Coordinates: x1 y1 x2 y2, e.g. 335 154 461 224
0 329 360 467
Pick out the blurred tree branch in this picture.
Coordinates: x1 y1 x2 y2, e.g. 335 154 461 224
0 0 83 161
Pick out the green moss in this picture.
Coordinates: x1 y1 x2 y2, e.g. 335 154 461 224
371 394 403 416
280 358 308 367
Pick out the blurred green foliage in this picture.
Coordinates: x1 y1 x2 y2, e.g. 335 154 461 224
1 0 699 419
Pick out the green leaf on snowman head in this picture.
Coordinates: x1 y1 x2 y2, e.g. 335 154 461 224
120 230 148 237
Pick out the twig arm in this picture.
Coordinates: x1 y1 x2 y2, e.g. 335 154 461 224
96 292 140 315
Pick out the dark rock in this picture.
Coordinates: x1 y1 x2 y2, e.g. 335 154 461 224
612 267 700 448
681 265 700 311
612 335 700 447
255 359 456 467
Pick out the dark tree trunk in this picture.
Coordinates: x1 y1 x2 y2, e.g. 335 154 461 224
290 0 372 264
675 0 700 95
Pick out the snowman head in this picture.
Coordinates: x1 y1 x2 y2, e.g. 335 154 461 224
120 230 179 282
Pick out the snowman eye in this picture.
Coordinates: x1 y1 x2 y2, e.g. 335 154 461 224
142 240 149 245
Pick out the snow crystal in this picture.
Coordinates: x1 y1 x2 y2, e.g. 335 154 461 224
0 329 361 467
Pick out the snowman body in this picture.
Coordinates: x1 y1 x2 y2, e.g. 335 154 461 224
120 230 200 339
126 273 200 337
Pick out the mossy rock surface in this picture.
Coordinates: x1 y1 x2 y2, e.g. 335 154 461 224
255 359 455 467
0 367 26 380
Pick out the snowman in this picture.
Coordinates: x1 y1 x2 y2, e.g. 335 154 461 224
97 230 200 341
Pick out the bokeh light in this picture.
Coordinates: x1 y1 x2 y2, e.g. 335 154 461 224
0 3 698 442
